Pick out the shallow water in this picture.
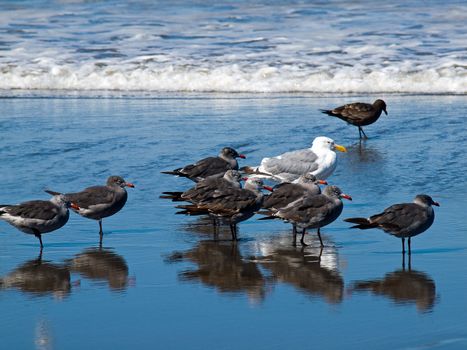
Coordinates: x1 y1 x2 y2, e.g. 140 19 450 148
0 93 466 349
0 0 466 92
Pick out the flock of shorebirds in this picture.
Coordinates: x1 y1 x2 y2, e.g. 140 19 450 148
0 99 438 255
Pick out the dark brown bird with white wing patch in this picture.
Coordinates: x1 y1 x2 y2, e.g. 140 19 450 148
321 99 387 139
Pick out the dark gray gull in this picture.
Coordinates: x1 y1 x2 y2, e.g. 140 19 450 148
321 99 387 139
243 136 347 183
173 171 244 232
161 147 246 182
45 176 134 243
259 174 328 236
268 186 352 246
262 174 327 210
160 170 242 202
178 177 273 240
345 194 439 254
0 194 79 249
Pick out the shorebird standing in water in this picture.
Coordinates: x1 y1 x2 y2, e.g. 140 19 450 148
45 176 134 244
321 99 387 139
161 147 246 182
242 136 347 183
0 194 79 250
345 194 439 254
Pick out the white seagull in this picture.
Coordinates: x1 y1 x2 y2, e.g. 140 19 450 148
243 136 347 183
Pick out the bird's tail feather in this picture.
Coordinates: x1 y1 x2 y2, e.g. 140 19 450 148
175 204 209 216
344 217 377 229
161 169 187 177
320 109 336 116
258 216 278 221
44 189 62 196
159 191 184 201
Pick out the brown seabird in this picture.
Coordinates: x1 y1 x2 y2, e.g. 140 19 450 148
45 176 134 243
268 185 352 246
321 99 387 139
160 170 242 202
179 177 273 240
344 194 439 254
0 194 79 249
259 174 327 235
161 147 246 182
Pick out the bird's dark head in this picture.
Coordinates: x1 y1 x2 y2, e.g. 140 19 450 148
375 99 387 115
324 185 352 201
414 194 439 207
220 147 246 160
298 173 317 184
298 173 328 185
107 176 135 188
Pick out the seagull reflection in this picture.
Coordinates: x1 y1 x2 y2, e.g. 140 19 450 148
66 247 129 291
180 216 239 240
167 240 269 303
0 253 71 298
252 235 344 304
349 264 437 312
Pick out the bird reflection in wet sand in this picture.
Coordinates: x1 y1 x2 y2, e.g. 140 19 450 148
349 259 437 313
252 235 344 304
166 240 269 303
346 142 383 164
0 253 71 298
66 247 130 291
180 216 242 241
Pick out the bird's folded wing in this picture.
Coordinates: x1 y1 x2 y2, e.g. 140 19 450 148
370 203 427 231
260 149 319 175
337 103 374 120
1 201 59 220
262 184 301 209
182 157 229 179
200 189 257 214
66 186 115 208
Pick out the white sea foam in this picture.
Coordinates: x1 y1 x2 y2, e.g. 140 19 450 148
0 1 465 93
1 62 465 93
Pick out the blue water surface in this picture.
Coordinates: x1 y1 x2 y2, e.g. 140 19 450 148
0 93 466 349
